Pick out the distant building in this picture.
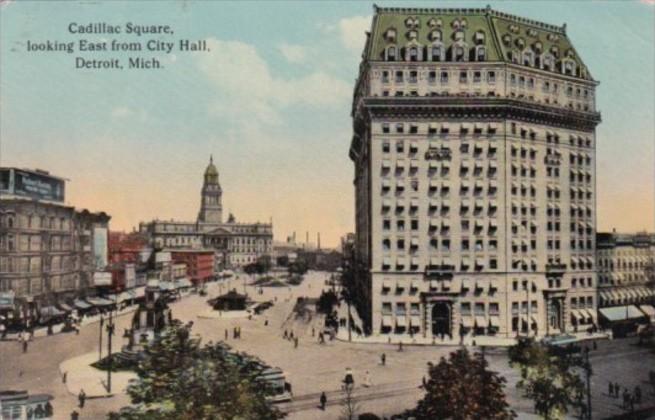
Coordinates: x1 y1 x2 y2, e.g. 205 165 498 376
596 231 655 333
348 7 601 339
169 249 214 285
140 157 273 268
0 167 110 327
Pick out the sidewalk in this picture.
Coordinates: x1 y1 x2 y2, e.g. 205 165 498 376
2 306 138 341
336 328 610 347
59 352 136 399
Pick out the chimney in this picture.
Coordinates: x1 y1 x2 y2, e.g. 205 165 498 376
317 232 321 250
306 231 309 245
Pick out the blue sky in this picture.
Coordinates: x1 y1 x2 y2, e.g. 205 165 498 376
1 0 653 247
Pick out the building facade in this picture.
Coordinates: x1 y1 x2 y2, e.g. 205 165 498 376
596 232 655 312
0 168 110 324
348 7 601 340
139 157 273 268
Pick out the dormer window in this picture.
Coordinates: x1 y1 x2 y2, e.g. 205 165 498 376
454 46 466 62
452 20 461 30
533 41 543 53
509 24 519 34
543 54 554 71
563 60 575 76
408 46 419 62
405 17 419 28
502 34 511 45
427 18 442 28
407 30 418 40
430 30 442 42
431 45 443 61
474 31 485 44
550 46 559 58
523 51 533 66
387 46 397 61
385 28 397 42
476 46 486 61
454 30 465 42
515 38 525 49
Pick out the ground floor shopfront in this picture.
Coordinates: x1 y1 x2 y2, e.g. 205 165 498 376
369 271 597 340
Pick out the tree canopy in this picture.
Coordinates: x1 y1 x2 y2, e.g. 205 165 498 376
109 321 285 420
413 348 514 420
509 337 586 420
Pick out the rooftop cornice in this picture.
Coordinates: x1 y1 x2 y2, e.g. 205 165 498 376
372 5 565 34
357 96 601 131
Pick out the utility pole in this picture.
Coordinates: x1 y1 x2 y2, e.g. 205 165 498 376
584 347 592 420
106 310 115 393
98 314 104 361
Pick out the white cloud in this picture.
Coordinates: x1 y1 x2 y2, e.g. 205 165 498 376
338 15 371 52
278 43 307 63
197 38 351 126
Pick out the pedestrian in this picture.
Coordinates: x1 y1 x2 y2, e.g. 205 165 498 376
593 340 597 350
78 389 86 408
294 337 298 348
312 327 315 337
422 375 427 389
615 382 621 398
22 336 28 354
62 371 68 384
290 331 294 340
45 401 53 417
75 323 80 335
398 341 403 352
225 329 228 340
319 391 327 410
635 386 642 404
283 329 288 339
381 353 386 366
71 410 79 420
622 389 629 409
363 370 372 387
233 327 237 339
609 382 614 397
264 319 269 326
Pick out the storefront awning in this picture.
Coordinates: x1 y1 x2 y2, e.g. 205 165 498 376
74 300 92 310
382 315 392 327
40 306 65 318
475 316 487 327
638 305 655 320
175 278 193 289
86 297 115 307
489 316 500 327
57 303 73 312
599 305 645 322
461 316 474 328
396 316 407 327
410 316 421 327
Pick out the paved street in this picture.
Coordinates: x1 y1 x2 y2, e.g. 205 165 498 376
2 271 655 419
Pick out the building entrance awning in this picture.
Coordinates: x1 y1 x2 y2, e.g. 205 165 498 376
86 297 115 307
599 305 645 322
40 306 65 318
638 305 655 321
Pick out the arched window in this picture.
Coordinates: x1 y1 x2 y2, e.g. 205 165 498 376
523 51 533 66
542 54 554 71
7 217 13 228
563 60 575 76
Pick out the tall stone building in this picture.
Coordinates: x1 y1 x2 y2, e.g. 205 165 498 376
140 157 273 268
348 6 601 340
0 167 110 324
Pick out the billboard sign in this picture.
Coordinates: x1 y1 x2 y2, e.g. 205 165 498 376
93 271 112 286
0 168 65 202
94 227 108 269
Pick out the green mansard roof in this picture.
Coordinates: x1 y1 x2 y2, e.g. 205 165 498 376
365 5 593 81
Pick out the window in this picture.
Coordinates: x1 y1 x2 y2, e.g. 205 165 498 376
473 71 481 83
431 46 442 61
487 71 496 83
388 46 396 61
440 71 449 83
459 71 468 83
382 142 390 153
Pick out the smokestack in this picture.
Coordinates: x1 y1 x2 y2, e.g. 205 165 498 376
317 232 321 250
306 231 309 245
293 231 296 243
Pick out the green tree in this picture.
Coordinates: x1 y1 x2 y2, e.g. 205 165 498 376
414 349 514 420
510 338 586 420
109 321 284 420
